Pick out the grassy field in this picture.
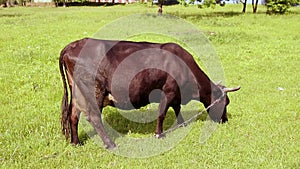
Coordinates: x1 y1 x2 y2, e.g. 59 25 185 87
0 4 300 168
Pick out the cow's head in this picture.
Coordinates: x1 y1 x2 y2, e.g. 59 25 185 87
209 84 240 123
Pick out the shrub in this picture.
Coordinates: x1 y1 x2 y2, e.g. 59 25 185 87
266 0 300 14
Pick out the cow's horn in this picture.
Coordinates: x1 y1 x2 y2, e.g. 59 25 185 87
216 80 222 85
223 86 241 93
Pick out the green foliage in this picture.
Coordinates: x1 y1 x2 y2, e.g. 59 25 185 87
204 0 216 7
197 0 226 9
266 0 290 14
266 0 299 14
197 0 217 8
0 5 300 168
179 0 189 7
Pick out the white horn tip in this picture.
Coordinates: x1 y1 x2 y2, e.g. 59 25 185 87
224 86 241 92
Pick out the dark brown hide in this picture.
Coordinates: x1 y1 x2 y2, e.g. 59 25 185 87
59 38 239 149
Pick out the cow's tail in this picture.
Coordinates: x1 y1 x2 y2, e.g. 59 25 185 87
59 51 70 140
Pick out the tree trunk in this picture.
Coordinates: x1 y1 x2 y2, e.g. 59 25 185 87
242 0 247 13
252 0 259 13
6 0 12 7
158 0 163 15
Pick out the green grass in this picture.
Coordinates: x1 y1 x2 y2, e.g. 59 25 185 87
1 4 300 168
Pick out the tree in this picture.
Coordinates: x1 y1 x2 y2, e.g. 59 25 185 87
158 0 163 15
252 0 259 13
240 0 261 13
240 0 247 13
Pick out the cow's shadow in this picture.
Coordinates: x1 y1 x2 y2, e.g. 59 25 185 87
78 102 213 144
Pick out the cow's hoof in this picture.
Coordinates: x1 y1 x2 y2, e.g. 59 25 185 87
154 133 166 139
178 122 187 127
71 141 83 146
221 118 228 123
105 142 117 150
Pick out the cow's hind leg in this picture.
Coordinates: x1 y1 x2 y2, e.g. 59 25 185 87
86 86 116 149
69 99 81 145
87 110 116 149
155 95 169 138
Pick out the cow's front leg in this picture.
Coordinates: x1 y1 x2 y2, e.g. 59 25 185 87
221 107 228 123
172 105 185 125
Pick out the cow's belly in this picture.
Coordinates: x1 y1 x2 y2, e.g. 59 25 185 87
109 69 168 110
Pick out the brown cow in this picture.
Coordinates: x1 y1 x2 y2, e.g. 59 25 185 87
59 38 240 149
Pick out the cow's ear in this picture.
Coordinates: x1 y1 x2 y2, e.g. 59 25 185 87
223 86 241 93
